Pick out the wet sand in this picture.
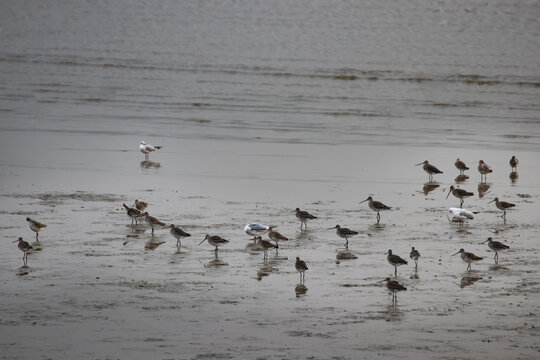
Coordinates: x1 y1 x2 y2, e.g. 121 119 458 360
1 130 540 359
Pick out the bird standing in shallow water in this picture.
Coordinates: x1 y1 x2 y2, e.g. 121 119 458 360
452 248 483 271
200 235 229 255
415 160 443 182
139 140 162 160
123 203 142 224
13 237 32 266
330 225 358 248
410 247 420 270
295 208 317 230
143 213 166 235
295 257 308 283
448 207 475 226
359 196 391 224
168 224 191 251
256 236 279 260
478 160 493 182
381 277 407 304
387 249 408 277
509 156 519 172
26 217 46 242
482 237 509 264
446 185 474 208
455 158 469 175
488 197 515 219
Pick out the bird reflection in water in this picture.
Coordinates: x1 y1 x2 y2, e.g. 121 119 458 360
422 182 440 195
144 236 166 250
454 174 469 183
336 249 358 261
509 171 518 183
477 182 491 198
205 252 228 267
460 276 482 288
295 284 308 297
140 160 161 169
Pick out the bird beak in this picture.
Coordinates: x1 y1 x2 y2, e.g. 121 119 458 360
12 240 19 243
415 162 423 166
359 198 369 204
481 239 489 244
328 226 337 229
445 189 451 199
451 251 460 256
199 239 207 245
488 199 495 203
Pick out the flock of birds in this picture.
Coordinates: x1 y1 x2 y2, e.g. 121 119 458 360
12 141 521 303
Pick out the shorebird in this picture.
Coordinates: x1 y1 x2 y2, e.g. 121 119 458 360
168 224 191 251
478 160 493 182
446 185 474 208
143 212 166 235
454 158 469 175
200 234 229 255
387 249 408 277
381 277 407 304
329 225 358 247
415 160 443 182
452 248 483 271
26 217 46 241
509 156 519 172
13 237 32 266
482 237 509 264
134 199 147 211
244 223 269 239
488 197 515 219
139 140 162 160
295 208 317 230
448 207 475 226
295 257 308 283
359 196 391 224
256 236 279 260
268 227 288 243
123 203 142 224
410 247 420 270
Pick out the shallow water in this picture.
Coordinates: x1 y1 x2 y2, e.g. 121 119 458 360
1 1 540 359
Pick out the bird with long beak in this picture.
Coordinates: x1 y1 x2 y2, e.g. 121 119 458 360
488 197 515 219
200 235 229 255
481 237 509 264
446 185 474 208
415 160 443 182
13 237 33 266
329 225 358 248
452 248 483 271
359 196 391 224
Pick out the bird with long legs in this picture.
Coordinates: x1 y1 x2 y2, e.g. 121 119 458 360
415 160 443 182
454 158 469 175
123 203 142 225
143 212 166 235
446 185 474 208
478 160 493 182
509 156 519 172
330 225 358 248
387 249 408 277
200 235 229 256
359 196 391 224
381 277 407 305
169 224 191 251
26 217 46 242
295 257 308 283
256 236 279 260
13 237 32 267
410 247 420 270
482 237 509 264
488 197 515 220
295 208 317 230
452 248 483 271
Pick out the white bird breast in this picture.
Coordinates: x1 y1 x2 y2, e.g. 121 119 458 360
448 207 474 220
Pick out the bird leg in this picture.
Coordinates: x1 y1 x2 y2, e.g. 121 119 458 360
376 212 381 224
467 263 471 271
394 266 397 277
494 252 498 264
460 199 464 208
